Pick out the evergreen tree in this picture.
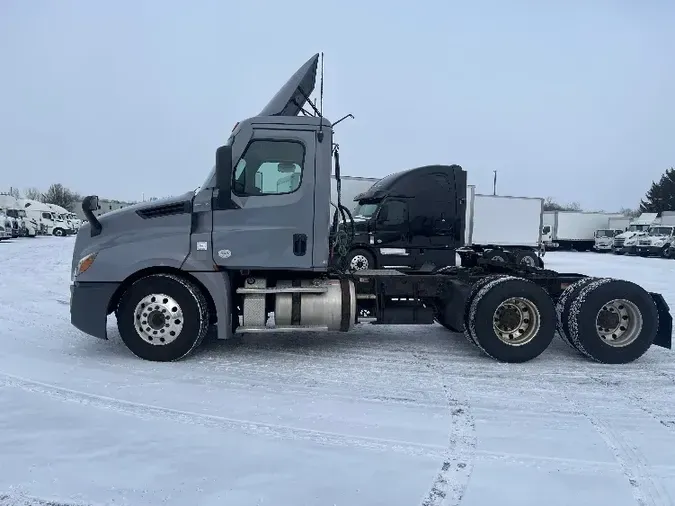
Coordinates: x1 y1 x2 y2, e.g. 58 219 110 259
640 167 675 213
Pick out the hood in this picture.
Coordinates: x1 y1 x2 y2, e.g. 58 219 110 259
258 54 319 117
97 192 194 223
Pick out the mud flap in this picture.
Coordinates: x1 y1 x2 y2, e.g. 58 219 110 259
650 292 672 349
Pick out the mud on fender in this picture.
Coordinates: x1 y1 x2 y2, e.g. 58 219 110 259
650 292 672 349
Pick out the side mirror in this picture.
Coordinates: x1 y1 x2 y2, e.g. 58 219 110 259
214 145 234 209
82 195 99 212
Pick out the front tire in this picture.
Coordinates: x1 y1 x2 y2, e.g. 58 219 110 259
347 248 376 271
53 228 65 237
116 273 210 362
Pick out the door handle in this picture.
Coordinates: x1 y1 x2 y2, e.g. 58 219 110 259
293 234 307 256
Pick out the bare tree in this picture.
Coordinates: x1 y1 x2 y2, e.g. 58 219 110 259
543 197 582 212
6 187 20 198
41 184 81 212
619 207 641 218
24 187 44 201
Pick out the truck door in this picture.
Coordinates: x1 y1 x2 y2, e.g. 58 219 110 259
211 128 318 270
372 199 411 262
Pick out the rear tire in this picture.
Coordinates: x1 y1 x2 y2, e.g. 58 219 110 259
566 278 658 364
513 250 539 268
466 276 556 362
116 273 210 362
483 249 510 263
459 274 512 345
555 277 600 350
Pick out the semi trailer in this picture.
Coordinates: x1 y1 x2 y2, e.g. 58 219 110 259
69 53 672 365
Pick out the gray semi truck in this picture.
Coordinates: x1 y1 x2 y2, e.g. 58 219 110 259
69 53 672 365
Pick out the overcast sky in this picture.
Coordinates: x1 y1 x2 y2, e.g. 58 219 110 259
1 0 673 211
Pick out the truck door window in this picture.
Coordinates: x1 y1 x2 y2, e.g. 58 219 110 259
232 140 305 196
379 200 407 226
42 212 51 220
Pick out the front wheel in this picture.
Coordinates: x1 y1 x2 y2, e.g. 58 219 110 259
346 248 376 271
116 273 210 362
53 228 65 237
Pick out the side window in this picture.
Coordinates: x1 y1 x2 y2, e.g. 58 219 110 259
232 139 305 196
379 200 407 226
42 212 51 219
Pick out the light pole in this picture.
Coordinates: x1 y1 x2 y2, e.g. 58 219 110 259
493 170 497 196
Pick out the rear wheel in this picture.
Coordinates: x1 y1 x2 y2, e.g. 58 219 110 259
483 249 510 263
458 275 512 345
513 250 539 268
465 276 556 362
565 278 658 364
555 277 599 350
116 273 210 362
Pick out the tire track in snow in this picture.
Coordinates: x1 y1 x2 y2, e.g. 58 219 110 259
412 352 476 506
561 384 671 506
0 492 86 506
0 372 446 460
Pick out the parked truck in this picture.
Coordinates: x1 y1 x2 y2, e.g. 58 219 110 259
69 53 671 366
0 194 39 237
612 213 659 254
593 216 631 252
633 212 675 258
459 186 543 267
542 211 624 251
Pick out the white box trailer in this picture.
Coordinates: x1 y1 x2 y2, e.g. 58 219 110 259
543 211 624 251
459 185 544 267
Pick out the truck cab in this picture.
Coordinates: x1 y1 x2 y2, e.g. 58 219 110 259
593 228 623 252
613 223 653 254
337 165 466 271
0 210 11 240
635 225 675 257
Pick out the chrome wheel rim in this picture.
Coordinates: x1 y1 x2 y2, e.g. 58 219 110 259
595 298 642 347
134 293 184 345
492 297 541 346
350 254 370 271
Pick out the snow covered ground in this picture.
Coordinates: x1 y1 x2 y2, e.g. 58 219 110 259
1 236 675 506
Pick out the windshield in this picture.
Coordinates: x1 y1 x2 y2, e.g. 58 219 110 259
353 202 379 218
18 210 26 218
649 227 673 236
595 229 615 238
628 224 650 232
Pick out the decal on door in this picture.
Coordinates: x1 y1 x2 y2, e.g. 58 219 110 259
218 249 231 259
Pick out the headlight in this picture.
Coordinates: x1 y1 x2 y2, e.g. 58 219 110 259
73 252 97 280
